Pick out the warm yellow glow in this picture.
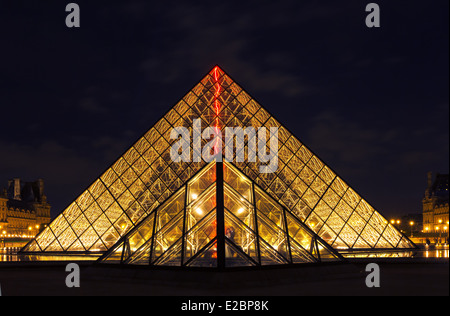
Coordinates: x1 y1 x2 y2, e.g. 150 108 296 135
410 221 414 226
439 219 443 224
36 225 40 229
22 68 414 259
28 226 32 231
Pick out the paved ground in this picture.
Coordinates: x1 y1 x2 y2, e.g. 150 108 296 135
0 260 448 297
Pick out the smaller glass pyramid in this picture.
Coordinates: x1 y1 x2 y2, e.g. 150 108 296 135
99 162 342 267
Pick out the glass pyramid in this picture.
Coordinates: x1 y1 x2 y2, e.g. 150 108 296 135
99 162 341 267
21 65 416 261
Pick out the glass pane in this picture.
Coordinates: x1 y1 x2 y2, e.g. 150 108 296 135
187 241 218 268
257 212 290 262
353 236 371 249
355 199 375 222
101 225 121 249
102 243 124 263
186 186 216 232
55 227 77 250
286 212 313 252
316 239 341 262
152 213 184 263
223 163 252 202
325 211 345 235
224 184 255 230
128 213 155 253
313 200 333 220
188 163 216 203
310 176 327 197
302 188 320 209
318 223 339 248
339 224 359 248
92 213 112 237
334 199 353 222
368 210 388 234
48 215 70 238
322 188 341 210
330 177 348 197
127 243 152 265
184 211 217 264
155 189 185 230
259 238 289 266
224 240 256 267
70 213 90 238
224 210 259 263
154 238 183 267
291 200 312 222
255 187 285 229
379 223 401 248
347 211 367 234
360 224 380 247
289 239 316 263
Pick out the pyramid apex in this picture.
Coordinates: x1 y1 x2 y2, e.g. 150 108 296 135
209 65 226 80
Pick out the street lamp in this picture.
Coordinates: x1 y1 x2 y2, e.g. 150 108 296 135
436 226 441 245
444 226 448 245
410 221 414 238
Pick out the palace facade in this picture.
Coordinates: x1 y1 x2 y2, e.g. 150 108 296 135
423 172 449 237
0 178 51 240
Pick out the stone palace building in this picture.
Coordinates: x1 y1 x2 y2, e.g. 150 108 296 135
0 178 51 240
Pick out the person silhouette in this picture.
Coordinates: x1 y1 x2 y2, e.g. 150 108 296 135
226 227 235 241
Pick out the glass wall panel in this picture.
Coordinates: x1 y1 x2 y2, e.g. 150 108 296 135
56 227 78 250
224 210 259 263
223 163 252 202
184 211 216 263
128 213 155 253
151 213 184 263
224 185 255 229
257 212 290 262
259 238 289 266
154 238 183 266
188 163 216 204
187 241 218 268
255 187 285 229
286 212 313 252
224 244 256 267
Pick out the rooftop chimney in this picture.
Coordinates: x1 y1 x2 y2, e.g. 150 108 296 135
13 178 21 200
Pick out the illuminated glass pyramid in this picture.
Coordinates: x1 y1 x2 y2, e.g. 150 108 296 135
99 162 341 267
21 66 415 264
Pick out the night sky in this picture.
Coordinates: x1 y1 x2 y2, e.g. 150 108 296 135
0 0 448 220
